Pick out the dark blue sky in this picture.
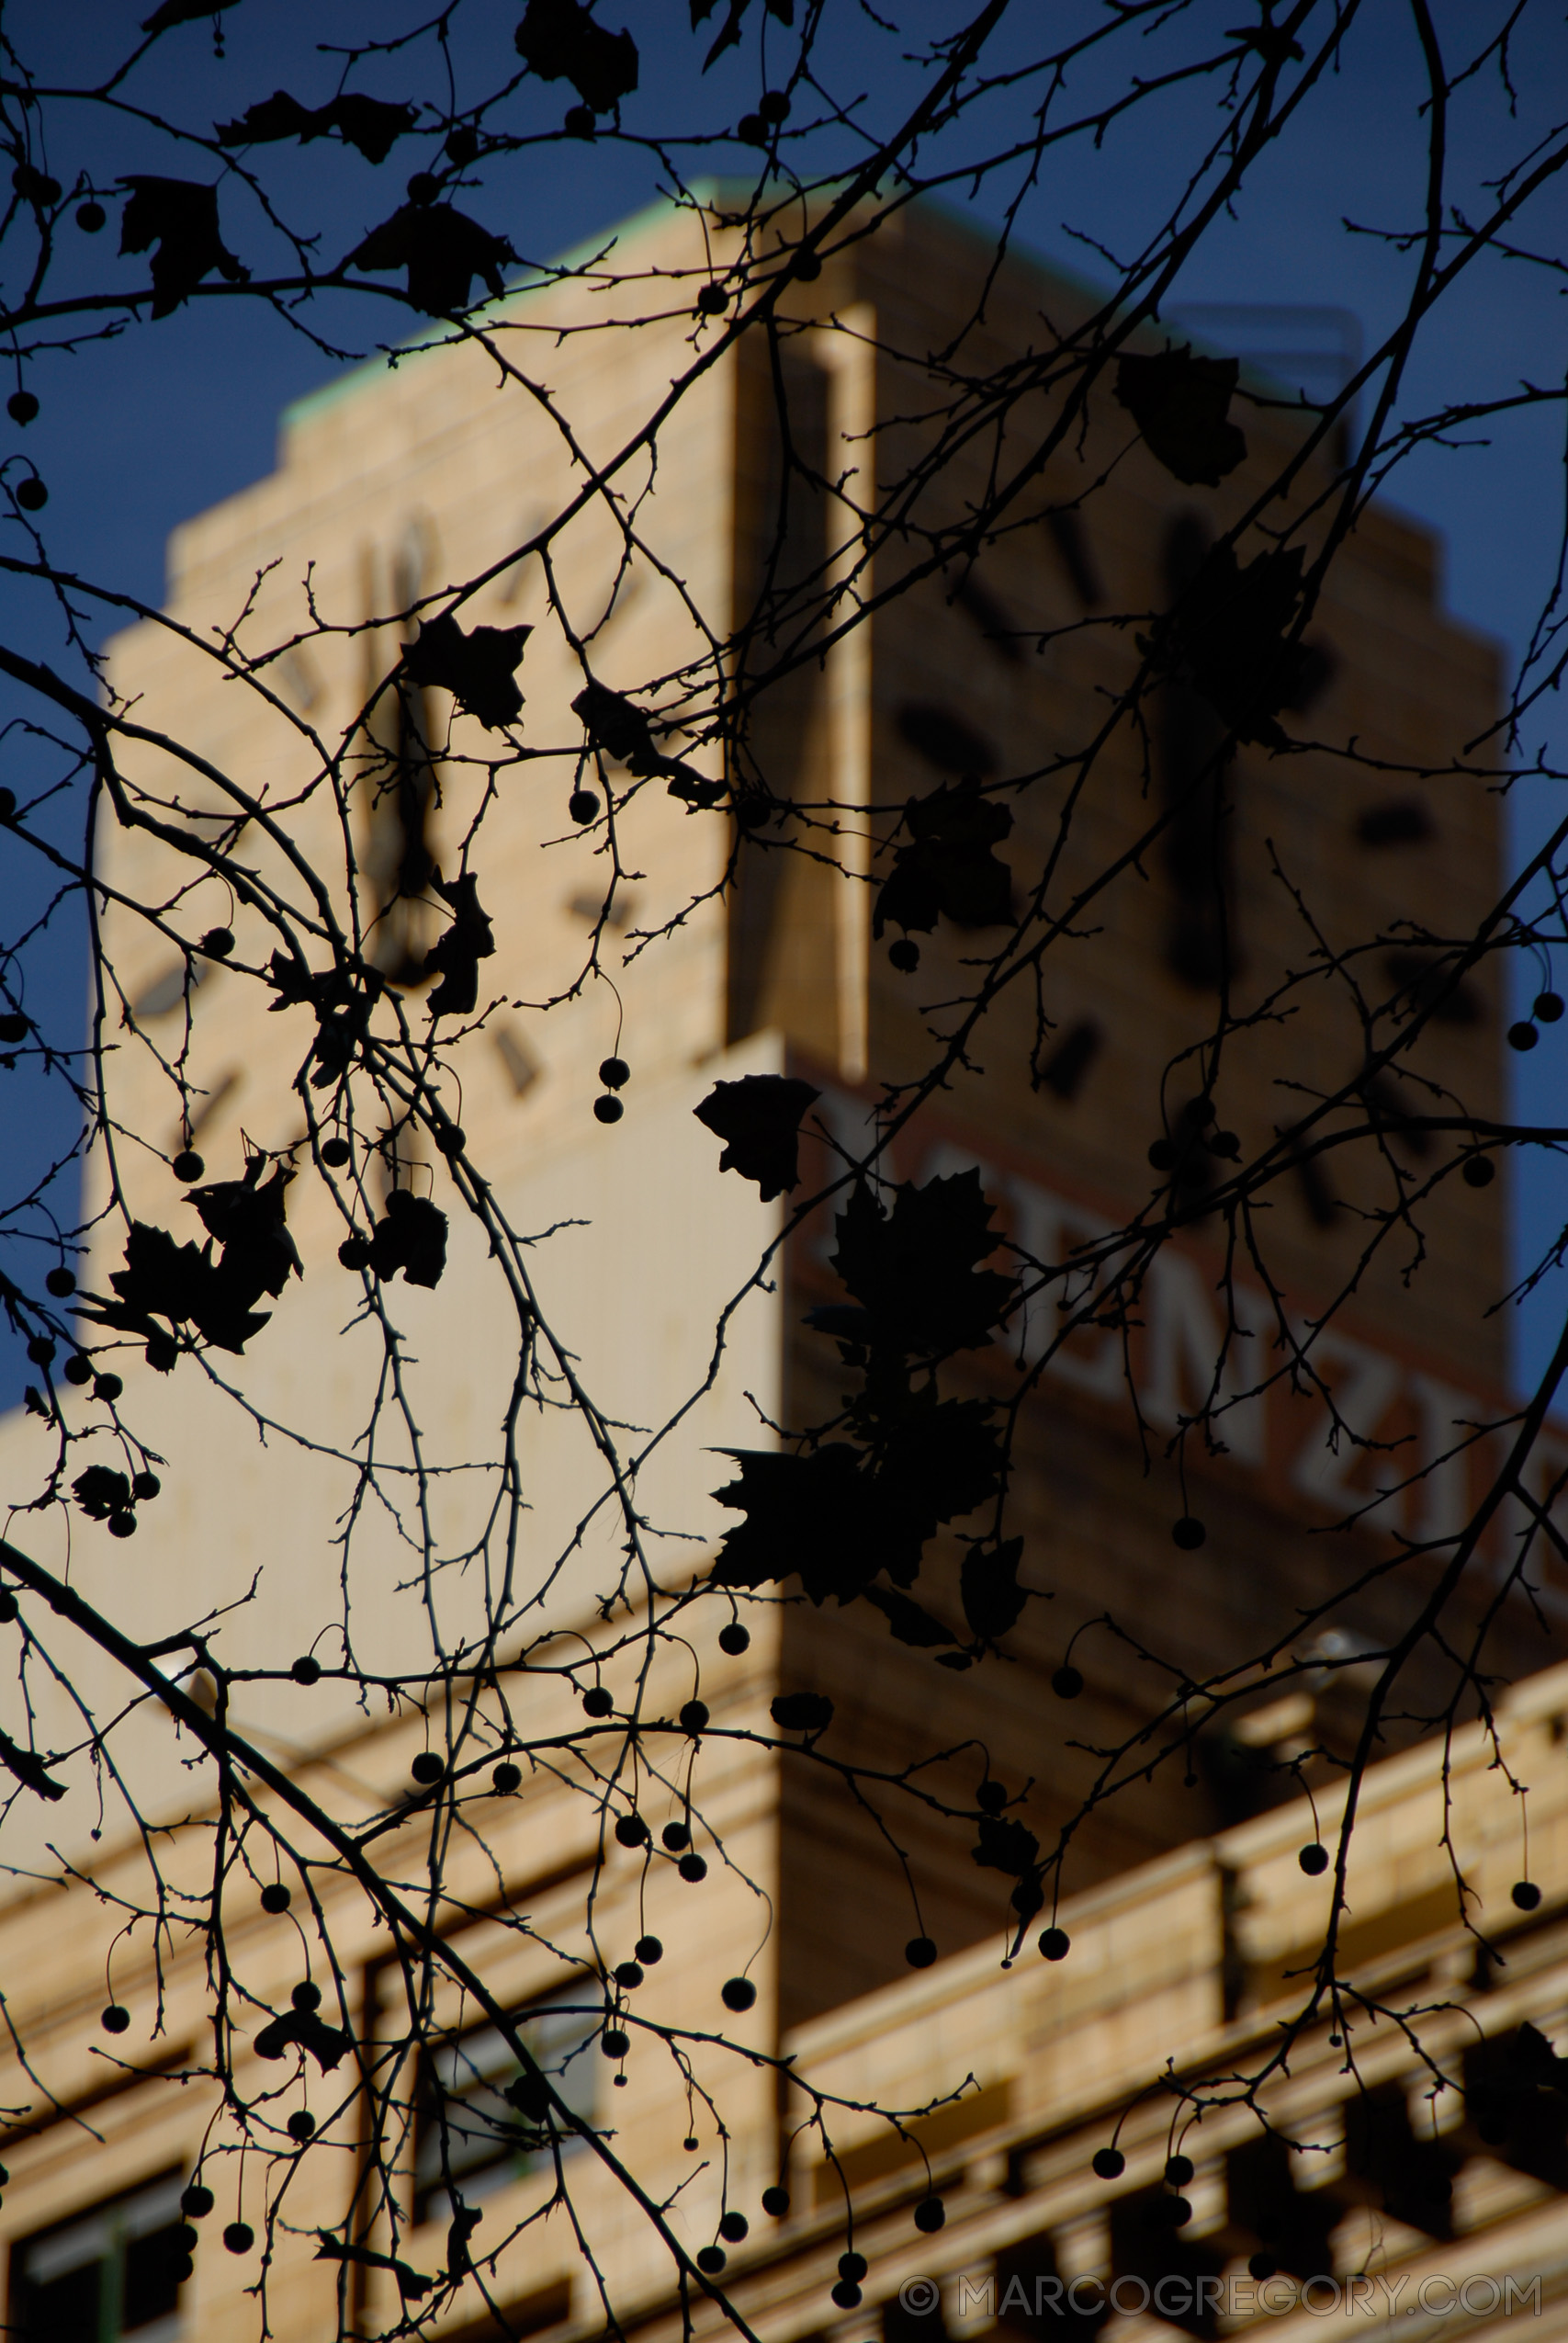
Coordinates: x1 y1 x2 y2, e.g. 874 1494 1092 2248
3 0 1565 1399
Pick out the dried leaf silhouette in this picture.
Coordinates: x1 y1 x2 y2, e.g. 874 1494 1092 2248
689 0 794 71
571 682 659 773
1115 346 1247 487
694 1074 820 1200
187 1156 302 1305
970 1814 1040 1877
0 1727 64 1802
872 1387 1006 1536
770 1691 833 1734
404 612 531 729
73 1466 133 1521
830 1172 1015 1355
874 779 1014 937
314 2236 433 2301
1155 541 1312 748
862 1585 958 1647
265 953 383 1085
514 0 638 110
960 1536 1027 1644
255 2007 351 2070
217 90 418 164
421 871 496 1017
142 0 239 29
347 203 513 315
346 1193 449 1289
711 1445 882 1603
118 177 249 318
84 1221 266 1359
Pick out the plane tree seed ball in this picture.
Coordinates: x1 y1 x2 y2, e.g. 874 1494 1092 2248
840 2252 867 2281
107 1511 137 1539
1536 991 1564 1023
593 1094 625 1125
1462 1154 1495 1187
905 1936 936 1968
614 1961 643 1990
913 2197 945 2233
718 1622 750 1655
678 1852 707 1883
492 1761 521 1794
719 2211 749 2242
16 478 48 512
320 1137 351 1168
614 1813 649 1847
292 1982 321 2011
199 926 234 956
830 2281 862 2310
599 1057 630 1088
661 1821 691 1851
77 201 107 231
634 1935 663 1965
45 1266 75 1296
975 1781 1006 1814
1166 2154 1194 2186
679 1700 709 1734
288 2110 316 2140
1508 1021 1539 1051
1171 1516 1206 1550
1091 2146 1124 2179
181 2184 214 2218
1299 1842 1329 1875
291 1656 321 1685
132 1472 161 1501
7 391 39 424
889 939 919 972
172 1150 205 1183
761 2186 789 2216
1052 1664 1083 1699
697 2247 726 2275
1513 1880 1542 1910
721 1976 756 2012
223 2223 254 2255
64 1354 93 1386
94 1372 123 1402
1038 1927 1070 1962
260 1883 291 1914
582 1685 614 1716
101 2004 130 2033
601 2028 630 2058
569 788 601 825
0 1592 17 1624
759 89 791 120
696 284 728 315
411 1751 444 1784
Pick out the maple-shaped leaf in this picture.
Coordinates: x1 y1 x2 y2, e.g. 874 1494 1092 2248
874 779 1014 938
690 0 794 70
143 0 239 29
73 1465 132 1521
421 871 496 1017
830 1172 1015 1355
187 1155 302 1307
1156 541 1312 749
571 682 659 773
217 91 418 164
255 2007 351 2070
770 1691 833 1734
1115 346 1247 488
347 204 514 316
315 2235 432 2301
118 177 248 318
105 1221 214 1328
711 1445 886 1604
862 1584 958 1647
694 1074 820 1200
514 0 638 110
870 1387 1006 1536
970 1815 1040 1877
0 1726 64 1802
959 1536 1027 1645
404 612 531 730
